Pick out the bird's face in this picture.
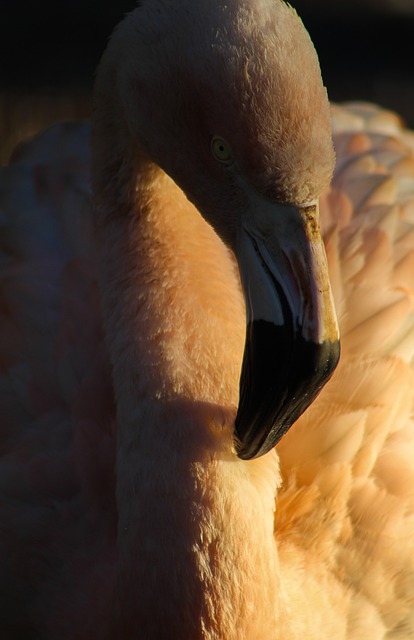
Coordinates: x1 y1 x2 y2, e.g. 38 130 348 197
117 0 340 458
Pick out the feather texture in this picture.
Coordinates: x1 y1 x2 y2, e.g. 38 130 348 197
0 7 414 635
277 103 414 638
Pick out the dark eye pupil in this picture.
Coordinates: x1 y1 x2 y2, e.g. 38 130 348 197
211 138 230 161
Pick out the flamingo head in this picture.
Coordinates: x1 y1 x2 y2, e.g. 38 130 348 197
102 0 340 459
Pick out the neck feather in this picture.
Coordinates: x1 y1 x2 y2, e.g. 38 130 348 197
92 94 281 640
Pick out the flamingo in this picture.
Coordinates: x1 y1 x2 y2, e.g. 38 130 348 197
1 0 414 638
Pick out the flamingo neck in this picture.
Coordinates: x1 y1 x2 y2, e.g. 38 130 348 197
92 111 281 638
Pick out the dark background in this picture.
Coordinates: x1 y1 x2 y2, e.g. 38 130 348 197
1 0 413 161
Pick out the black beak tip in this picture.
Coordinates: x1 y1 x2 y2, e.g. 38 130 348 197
234 319 340 460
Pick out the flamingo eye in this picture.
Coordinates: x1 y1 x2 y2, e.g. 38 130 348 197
211 137 233 164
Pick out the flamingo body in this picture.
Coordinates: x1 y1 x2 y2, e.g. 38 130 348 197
1 1 414 638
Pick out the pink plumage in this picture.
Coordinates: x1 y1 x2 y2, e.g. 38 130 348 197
1 1 414 638
0 123 117 637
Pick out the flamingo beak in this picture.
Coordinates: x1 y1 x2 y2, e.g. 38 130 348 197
234 195 340 460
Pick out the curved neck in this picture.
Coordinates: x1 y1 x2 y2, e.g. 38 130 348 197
92 91 281 639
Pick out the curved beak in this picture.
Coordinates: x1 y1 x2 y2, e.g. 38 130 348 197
234 192 340 460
